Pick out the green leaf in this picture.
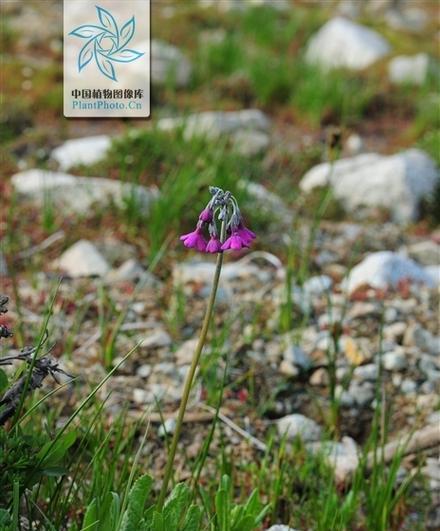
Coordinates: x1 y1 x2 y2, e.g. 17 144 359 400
81 498 98 531
0 368 8 393
151 510 165 531
38 430 77 467
102 492 121 531
120 474 153 531
163 483 190 529
232 515 255 531
182 505 202 531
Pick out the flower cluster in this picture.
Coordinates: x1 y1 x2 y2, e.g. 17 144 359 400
180 187 256 253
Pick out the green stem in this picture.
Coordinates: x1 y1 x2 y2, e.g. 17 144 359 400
157 224 226 510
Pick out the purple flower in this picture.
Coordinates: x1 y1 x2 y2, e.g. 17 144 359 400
180 227 207 252
206 236 222 254
221 232 249 251
199 207 213 223
236 223 256 245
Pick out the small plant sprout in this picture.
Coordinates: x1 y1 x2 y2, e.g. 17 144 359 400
158 187 255 510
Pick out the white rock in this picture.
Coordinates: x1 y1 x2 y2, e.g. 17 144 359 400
174 338 199 365
305 17 390 71
267 526 299 531
141 330 172 349
158 109 270 141
346 133 364 154
240 181 291 221
106 259 144 282
425 265 440 286
276 414 322 442
158 418 176 437
51 135 111 170
385 7 428 32
337 0 360 19
389 53 429 85
136 364 152 378
151 39 191 87
55 240 110 277
354 363 378 381
406 240 440 266
300 149 438 223
401 379 417 394
303 275 333 297
11 169 157 215
283 343 312 370
382 349 407 371
307 436 359 482
279 360 300 377
343 251 434 294
231 130 270 156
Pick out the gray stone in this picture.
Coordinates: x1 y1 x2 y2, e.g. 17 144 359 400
151 39 192 87
158 418 176 437
51 135 111 170
11 169 158 215
55 240 110 277
300 149 439 223
389 53 429 86
276 414 322 442
354 363 378 381
385 7 428 32
401 379 417 394
136 364 152 378
267 526 299 531
141 330 172 349
383 322 407 343
283 343 312 370
404 324 439 355
106 259 145 282
279 360 300 377
307 436 359 482
174 338 199 365
406 240 440 266
305 17 390 71
232 130 270 156
309 368 329 386
158 109 270 141
382 349 407 371
343 252 434 294
348 382 375 406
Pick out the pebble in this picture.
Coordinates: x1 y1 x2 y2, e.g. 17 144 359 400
158 418 177 437
141 330 172 349
354 363 378 381
382 349 407 371
55 240 110 278
276 414 322 442
305 17 390 71
300 149 439 223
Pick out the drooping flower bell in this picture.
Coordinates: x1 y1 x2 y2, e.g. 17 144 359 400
179 186 255 253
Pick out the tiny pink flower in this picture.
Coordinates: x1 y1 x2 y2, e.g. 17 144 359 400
206 236 222 254
199 207 213 223
221 232 249 251
180 228 207 252
236 223 256 245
